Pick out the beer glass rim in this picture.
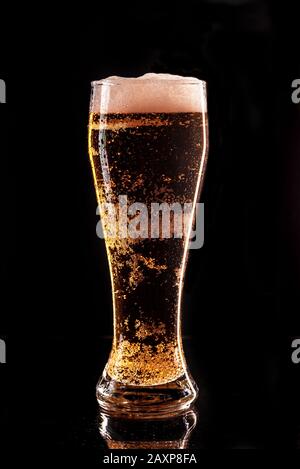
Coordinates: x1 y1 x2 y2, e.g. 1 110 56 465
91 78 206 87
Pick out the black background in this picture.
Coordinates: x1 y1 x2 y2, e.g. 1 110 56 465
1 0 300 458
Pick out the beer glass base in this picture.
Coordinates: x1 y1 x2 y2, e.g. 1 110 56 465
96 371 198 419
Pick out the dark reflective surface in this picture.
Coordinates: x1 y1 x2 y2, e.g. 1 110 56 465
98 409 197 449
6 335 297 455
1 0 300 461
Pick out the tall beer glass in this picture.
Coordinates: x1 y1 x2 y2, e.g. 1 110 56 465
88 74 208 418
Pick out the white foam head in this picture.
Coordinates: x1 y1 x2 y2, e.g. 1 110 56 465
91 73 207 113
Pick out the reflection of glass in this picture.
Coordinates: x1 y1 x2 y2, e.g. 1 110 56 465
98 409 197 449
88 74 208 417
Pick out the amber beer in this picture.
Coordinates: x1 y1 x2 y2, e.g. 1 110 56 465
88 74 208 417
